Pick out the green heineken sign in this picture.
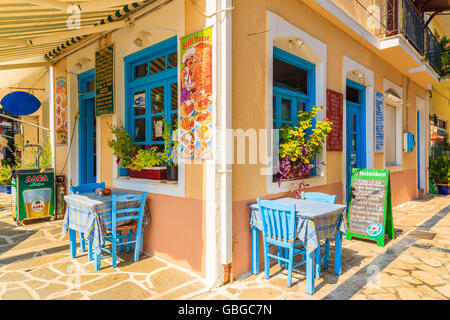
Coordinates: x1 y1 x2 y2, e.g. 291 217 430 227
346 168 394 247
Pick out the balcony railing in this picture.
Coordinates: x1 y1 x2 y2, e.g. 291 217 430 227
425 27 442 75
401 0 424 55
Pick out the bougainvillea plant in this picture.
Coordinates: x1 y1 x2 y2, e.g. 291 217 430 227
277 106 333 197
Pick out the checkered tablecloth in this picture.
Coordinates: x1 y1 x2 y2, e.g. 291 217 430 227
62 189 150 255
248 198 347 254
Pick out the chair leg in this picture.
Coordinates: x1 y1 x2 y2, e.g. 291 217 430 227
278 247 283 267
315 246 321 279
70 229 76 258
79 232 86 252
126 231 132 253
118 231 123 252
134 233 140 263
112 232 117 268
88 241 93 261
287 246 294 287
262 240 270 279
323 239 330 269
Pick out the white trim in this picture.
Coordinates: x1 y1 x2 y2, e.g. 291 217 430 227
384 79 403 168
343 56 374 195
266 11 327 195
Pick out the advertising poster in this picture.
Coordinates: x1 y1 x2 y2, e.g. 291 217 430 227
375 92 384 152
179 27 213 159
95 44 114 116
54 71 67 145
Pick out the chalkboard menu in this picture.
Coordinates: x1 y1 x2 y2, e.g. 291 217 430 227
346 168 394 247
95 44 114 116
326 89 343 151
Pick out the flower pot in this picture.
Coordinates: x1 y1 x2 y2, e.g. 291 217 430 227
119 168 129 177
128 167 167 180
167 165 178 182
6 185 11 194
437 184 450 195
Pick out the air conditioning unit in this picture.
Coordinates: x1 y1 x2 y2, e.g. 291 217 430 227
403 132 415 152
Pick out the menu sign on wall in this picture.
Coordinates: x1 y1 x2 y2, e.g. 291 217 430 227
95 44 114 116
375 92 384 152
54 71 67 145
326 89 343 151
346 168 394 247
179 27 213 159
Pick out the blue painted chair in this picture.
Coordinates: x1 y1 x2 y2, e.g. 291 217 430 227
257 198 307 287
94 192 147 270
300 191 337 278
70 182 105 257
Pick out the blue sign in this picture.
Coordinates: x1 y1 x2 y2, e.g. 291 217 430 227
0 91 41 116
375 92 384 152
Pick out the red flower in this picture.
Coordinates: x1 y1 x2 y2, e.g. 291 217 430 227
325 117 329 122
320 105 323 109
145 144 151 150
116 158 120 164
131 150 136 157
297 135 301 139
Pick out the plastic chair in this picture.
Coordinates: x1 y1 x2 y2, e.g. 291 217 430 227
70 182 105 255
94 192 147 270
257 198 307 287
300 191 337 277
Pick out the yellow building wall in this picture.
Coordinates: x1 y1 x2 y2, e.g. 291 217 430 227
430 80 450 138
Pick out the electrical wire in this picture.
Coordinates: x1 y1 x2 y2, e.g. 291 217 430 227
58 115 78 176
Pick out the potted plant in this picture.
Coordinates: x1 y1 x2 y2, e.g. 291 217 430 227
162 119 179 182
277 106 333 197
107 123 137 177
0 164 13 194
128 145 166 180
440 36 450 76
429 154 450 195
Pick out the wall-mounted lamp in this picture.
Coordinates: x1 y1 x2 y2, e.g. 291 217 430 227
134 32 151 47
288 39 305 49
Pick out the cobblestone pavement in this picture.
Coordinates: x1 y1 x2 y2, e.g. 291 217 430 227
0 192 448 300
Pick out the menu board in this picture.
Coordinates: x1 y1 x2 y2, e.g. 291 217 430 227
95 44 114 116
346 168 394 247
375 92 384 152
179 27 213 159
54 71 67 145
326 89 343 151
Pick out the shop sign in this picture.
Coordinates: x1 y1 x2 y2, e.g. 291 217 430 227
95 44 114 116
375 92 384 152
179 27 213 159
326 89 343 151
54 71 68 145
346 168 394 247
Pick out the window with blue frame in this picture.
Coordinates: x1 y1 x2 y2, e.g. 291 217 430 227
125 37 178 151
272 47 316 177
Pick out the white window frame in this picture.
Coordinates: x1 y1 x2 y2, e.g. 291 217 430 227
383 79 403 169
266 11 327 195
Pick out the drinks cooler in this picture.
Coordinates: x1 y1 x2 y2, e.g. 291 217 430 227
11 168 56 226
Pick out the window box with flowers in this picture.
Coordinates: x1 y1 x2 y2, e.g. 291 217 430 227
277 106 332 197
128 145 167 180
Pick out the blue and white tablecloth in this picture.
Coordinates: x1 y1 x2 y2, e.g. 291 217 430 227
62 189 150 255
248 197 347 254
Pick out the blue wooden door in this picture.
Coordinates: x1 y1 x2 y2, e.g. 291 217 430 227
79 97 97 184
417 111 420 188
346 80 366 201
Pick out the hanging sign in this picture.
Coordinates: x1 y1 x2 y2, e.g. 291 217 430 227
54 72 68 145
375 92 384 152
326 89 343 151
346 168 394 247
95 44 114 116
0 91 41 116
179 27 213 159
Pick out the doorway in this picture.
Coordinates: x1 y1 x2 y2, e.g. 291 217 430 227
346 79 366 200
78 70 97 184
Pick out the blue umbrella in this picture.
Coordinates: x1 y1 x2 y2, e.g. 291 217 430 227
0 91 41 116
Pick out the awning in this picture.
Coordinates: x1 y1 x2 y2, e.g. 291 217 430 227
0 1 151 64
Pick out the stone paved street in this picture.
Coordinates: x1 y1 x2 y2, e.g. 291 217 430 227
0 192 449 300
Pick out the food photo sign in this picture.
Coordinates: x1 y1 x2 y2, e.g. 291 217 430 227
179 27 213 159
54 71 68 145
